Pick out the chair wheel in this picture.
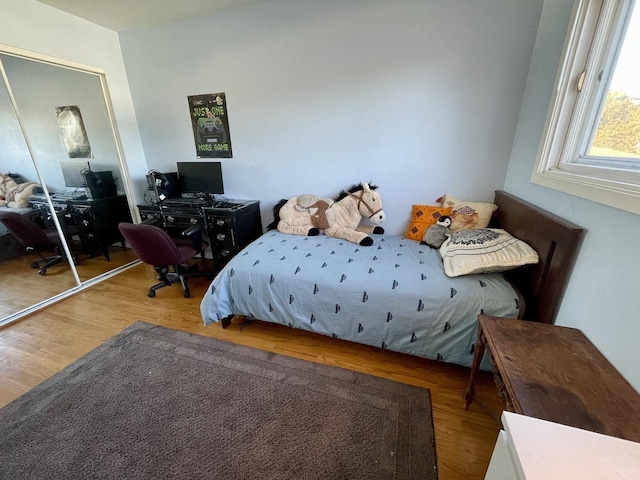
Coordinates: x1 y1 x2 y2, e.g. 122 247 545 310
38 268 46 275
148 291 156 298
183 291 190 298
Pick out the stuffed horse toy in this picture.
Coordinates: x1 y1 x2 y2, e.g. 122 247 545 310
268 182 385 246
0 174 41 209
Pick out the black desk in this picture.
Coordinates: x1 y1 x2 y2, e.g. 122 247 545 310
31 195 132 261
203 200 262 266
137 199 262 267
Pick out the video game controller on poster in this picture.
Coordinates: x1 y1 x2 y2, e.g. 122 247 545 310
197 117 227 144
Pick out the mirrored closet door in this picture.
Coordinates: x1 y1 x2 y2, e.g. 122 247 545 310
0 72 79 318
0 48 139 325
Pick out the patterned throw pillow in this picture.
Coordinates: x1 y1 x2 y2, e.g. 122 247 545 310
439 194 498 232
404 205 452 241
439 228 539 277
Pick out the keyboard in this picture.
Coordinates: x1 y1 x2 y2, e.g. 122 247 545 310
52 192 87 201
162 197 242 209
31 192 87 202
163 197 209 208
212 201 239 209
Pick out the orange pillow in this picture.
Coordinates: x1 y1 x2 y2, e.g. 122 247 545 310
404 205 452 241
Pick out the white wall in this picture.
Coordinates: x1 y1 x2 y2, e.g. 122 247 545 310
0 0 147 200
119 0 543 232
0 78 37 181
505 0 640 391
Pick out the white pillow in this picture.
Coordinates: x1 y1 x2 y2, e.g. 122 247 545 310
439 194 498 232
439 228 539 277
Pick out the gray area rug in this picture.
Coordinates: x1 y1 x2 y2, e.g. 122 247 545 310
0 322 437 479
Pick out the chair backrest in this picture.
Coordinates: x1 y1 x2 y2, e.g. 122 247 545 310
118 222 184 267
0 211 51 248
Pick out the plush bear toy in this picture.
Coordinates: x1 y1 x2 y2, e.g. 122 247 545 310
421 215 452 249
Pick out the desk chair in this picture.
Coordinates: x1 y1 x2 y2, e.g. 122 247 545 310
118 222 212 298
0 210 76 275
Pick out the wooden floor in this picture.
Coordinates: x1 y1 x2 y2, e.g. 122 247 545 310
0 259 505 479
0 243 139 318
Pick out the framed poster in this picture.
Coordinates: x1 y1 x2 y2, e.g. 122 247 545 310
187 92 233 158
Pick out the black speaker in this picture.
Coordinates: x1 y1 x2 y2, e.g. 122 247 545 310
146 171 180 202
82 170 117 199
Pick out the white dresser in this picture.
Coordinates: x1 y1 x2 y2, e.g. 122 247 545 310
485 412 640 479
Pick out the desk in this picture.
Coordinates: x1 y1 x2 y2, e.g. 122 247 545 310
463 315 640 442
137 199 262 267
203 200 261 267
31 195 131 261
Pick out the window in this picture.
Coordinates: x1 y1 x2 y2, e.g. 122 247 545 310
533 0 640 215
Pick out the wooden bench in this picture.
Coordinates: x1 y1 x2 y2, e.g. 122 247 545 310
463 315 640 442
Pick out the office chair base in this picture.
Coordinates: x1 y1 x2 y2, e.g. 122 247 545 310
30 253 79 275
30 254 63 275
148 273 189 298
150 264 196 298
148 264 214 298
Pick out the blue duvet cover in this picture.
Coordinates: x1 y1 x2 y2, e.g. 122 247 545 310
201 231 520 368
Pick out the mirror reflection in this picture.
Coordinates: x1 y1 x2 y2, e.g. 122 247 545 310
0 52 138 322
0 71 78 318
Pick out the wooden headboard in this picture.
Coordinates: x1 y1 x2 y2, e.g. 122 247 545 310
491 190 584 325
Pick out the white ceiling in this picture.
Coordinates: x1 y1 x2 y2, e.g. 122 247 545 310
35 0 272 32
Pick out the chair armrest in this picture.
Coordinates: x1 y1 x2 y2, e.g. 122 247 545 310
182 224 204 253
181 224 203 237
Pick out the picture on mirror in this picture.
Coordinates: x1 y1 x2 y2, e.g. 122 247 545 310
55 105 93 158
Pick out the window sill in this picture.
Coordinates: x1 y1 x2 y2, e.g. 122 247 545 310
531 168 640 215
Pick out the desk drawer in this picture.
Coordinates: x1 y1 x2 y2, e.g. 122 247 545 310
207 216 237 262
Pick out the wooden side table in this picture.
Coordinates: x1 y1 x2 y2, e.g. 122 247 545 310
463 315 640 442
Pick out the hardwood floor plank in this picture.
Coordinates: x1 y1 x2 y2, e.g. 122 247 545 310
0 261 504 480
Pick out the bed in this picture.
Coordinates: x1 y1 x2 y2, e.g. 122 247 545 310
0 174 37 237
200 191 584 368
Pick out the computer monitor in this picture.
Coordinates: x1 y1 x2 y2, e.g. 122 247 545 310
82 170 117 199
60 160 91 188
177 161 224 196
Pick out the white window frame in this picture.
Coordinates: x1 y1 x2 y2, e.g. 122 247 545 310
532 0 640 215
